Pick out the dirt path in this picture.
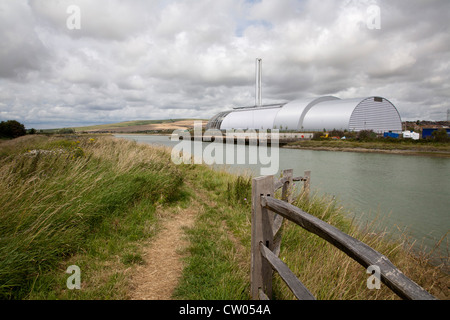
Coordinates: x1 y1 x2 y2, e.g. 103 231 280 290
129 204 197 300
128 180 240 300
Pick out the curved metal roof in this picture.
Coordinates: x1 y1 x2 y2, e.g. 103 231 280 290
207 96 402 133
205 110 232 130
302 96 402 132
273 96 339 130
220 104 284 130
348 97 402 132
302 98 363 131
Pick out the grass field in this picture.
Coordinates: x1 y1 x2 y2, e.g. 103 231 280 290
0 135 187 299
286 138 450 157
174 165 448 300
0 134 447 300
70 119 208 133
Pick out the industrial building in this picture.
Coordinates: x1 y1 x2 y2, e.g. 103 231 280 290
206 59 403 134
206 95 403 133
422 128 450 139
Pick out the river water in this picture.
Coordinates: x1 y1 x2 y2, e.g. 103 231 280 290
115 134 449 265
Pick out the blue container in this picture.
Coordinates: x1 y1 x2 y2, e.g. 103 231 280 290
422 128 450 139
384 132 399 138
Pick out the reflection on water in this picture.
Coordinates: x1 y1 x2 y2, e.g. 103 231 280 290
115 134 450 265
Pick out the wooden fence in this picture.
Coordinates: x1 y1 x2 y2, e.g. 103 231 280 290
251 169 437 300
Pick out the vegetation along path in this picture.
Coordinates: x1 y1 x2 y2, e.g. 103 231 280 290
0 135 447 300
129 175 251 300
129 194 197 299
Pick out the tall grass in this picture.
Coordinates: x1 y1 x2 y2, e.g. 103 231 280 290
272 191 448 299
172 166 252 300
174 167 448 300
1 135 447 300
0 135 185 299
288 138 450 153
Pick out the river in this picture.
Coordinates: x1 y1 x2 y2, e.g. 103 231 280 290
115 134 449 265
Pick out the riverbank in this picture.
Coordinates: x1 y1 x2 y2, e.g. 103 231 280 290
106 132 450 157
284 140 450 157
0 135 447 300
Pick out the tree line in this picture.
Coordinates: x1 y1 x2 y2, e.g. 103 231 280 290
0 120 79 139
0 120 27 139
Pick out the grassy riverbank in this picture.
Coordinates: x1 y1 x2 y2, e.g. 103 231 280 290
0 135 447 299
0 135 187 299
174 167 448 300
285 139 450 157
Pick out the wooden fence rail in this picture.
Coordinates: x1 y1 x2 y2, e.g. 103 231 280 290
251 169 437 300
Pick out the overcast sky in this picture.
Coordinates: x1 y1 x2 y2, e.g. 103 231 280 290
0 0 449 129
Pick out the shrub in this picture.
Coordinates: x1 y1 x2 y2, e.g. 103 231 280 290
330 129 345 138
0 120 26 138
57 128 75 134
344 131 357 139
312 132 323 140
356 130 377 141
431 128 449 142
226 175 252 207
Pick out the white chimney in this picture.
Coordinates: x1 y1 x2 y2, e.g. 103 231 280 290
255 58 262 107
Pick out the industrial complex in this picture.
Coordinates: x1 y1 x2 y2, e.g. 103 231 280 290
206 59 403 134
206 95 403 133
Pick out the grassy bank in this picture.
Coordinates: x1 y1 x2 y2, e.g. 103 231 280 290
0 135 447 299
175 167 448 300
285 139 450 157
0 135 187 299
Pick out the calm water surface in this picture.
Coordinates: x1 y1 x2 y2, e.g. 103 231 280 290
115 134 450 263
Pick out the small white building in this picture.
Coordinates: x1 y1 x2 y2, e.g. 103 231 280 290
402 131 420 140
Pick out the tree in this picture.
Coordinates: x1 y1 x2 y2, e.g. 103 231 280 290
431 128 449 142
0 120 27 138
356 130 377 141
57 128 75 134
312 132 322 140
330 129 345 138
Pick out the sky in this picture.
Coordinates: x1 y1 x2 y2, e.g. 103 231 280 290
0 0 449 129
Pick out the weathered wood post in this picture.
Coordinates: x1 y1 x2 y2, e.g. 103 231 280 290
272 169 292 259
303 170 311 198
251 175 275 300
281 169 293 202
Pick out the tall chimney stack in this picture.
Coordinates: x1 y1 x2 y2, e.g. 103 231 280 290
255 58 262 107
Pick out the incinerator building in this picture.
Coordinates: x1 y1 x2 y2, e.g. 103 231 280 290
206 95 403 134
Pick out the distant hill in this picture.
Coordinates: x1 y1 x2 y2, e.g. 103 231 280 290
71 119 208 133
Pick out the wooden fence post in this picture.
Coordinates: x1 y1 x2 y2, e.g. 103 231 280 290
303 170 311 198
250 169 436 300
251 175 275 300
281 169 293 202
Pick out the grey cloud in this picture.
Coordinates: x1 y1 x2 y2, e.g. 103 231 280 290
29 0 154 41
0 0 449 129
0 1 49 79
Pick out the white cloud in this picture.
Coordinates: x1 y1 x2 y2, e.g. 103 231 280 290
0 0 449 129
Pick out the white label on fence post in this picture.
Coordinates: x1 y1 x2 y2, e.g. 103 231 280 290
366 265 381 289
